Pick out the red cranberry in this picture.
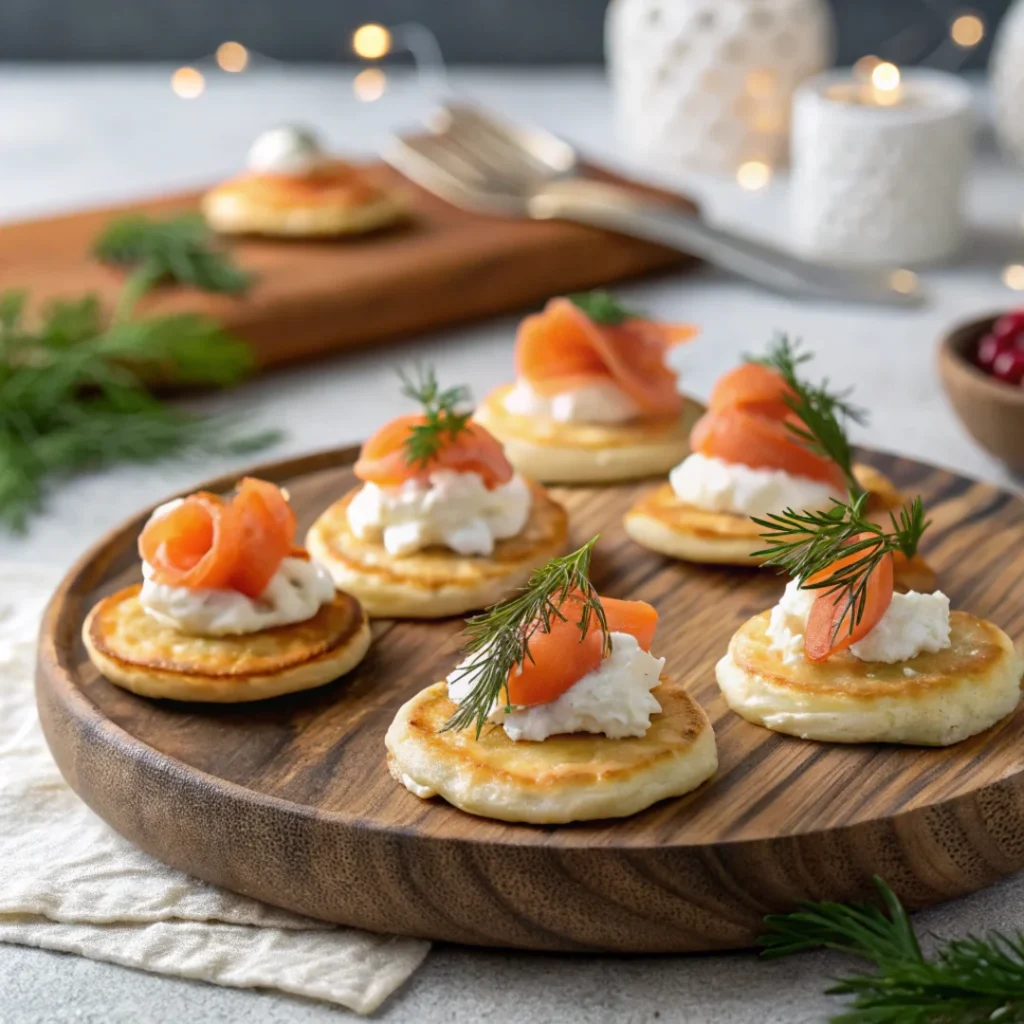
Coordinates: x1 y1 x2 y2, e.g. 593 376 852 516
977 332 1006 368
993 311 1024 338
992 348 1024 384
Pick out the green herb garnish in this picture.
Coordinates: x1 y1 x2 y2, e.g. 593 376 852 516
398 365 472 469
567 289 642 326
94 213 253 322
443 538 610 738
750 334 867 495
0 289 278 531
761 877 1024 1024
753 494 929 644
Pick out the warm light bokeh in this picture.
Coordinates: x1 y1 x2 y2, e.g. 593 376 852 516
736 160 771 191
951 14 985 47
216 41 249 72
354 68 387 102
353 24 392 60
171 66 205 99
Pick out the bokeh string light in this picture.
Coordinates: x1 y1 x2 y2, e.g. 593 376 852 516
169 23 449 105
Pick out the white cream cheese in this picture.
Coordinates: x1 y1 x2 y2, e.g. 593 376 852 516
669 453 839 518
346 470 531 557
766 578 951 665
139 557 336 637
399 773 437 799
247 125 326 176
503 379 641 424
447 631 664 742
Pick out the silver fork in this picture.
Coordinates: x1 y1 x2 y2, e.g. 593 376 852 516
383 102 924 307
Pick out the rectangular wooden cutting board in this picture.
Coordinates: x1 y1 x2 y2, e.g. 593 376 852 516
0 162 699 372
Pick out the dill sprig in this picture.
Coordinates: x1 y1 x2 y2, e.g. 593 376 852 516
94 213 253 322
398 365 472 469
0 213 274 531
760 877 1024 1024
753 495 930 644
751 334 868 495
443 538 610 738
567 289 642 325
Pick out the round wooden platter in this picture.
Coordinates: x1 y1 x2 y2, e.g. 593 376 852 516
36 442 1024 953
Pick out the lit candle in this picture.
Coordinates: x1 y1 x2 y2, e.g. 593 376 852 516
791 68 974 265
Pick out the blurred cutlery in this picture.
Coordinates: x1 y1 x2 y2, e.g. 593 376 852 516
383 102 924 307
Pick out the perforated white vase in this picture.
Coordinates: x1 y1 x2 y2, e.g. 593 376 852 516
992 0 1024 168
606 0 833 175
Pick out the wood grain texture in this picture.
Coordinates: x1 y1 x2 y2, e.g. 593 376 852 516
35 442 1024 952
0 162 698 373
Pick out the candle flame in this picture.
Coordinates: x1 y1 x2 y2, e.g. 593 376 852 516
871 62 901 93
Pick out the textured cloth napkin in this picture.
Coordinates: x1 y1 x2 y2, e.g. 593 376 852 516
0 563 429 1014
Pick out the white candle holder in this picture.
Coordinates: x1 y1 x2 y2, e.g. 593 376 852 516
790 69 974 266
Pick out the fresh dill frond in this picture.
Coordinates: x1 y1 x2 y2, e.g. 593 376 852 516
443 538 610 738
0 289 278 531
398 364 472 469
94 213 253 321
760 877 1024 1024
750 334 868 495
567 289 643 325
753 494 930 643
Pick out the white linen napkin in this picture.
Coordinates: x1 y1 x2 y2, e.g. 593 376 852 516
0 563 429 1015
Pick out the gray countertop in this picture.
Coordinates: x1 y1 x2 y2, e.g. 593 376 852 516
4 65 1024 1023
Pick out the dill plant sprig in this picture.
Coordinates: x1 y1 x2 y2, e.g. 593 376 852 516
398 365 472 468
750 334 867 495
443 538 610 737
760 876 1024 1024
567 289 642 325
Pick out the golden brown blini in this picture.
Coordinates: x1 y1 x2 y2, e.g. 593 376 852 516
624 463 922 569
306 482 569 619
385 677 718 823
716 610 1023 746
473 386 702 485
84 584 371 702
202 160 405 238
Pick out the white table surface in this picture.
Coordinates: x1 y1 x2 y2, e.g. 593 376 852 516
3 65 1024 1023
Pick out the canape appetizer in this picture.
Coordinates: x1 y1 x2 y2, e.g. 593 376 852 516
307 368 569 619
83 478 370 702
716 485 1023 746
625 338 932 584
385 540 717 823
202 125 404 237
473 291 701 484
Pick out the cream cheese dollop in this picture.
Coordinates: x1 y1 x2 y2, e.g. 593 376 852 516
766 578 951 665
139 556 336 637
447 631 664 742
503 379 641 424
669 453 839 518
346 469 531 557
247 125 326 176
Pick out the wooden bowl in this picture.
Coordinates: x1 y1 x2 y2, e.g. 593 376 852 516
939 314 1024 472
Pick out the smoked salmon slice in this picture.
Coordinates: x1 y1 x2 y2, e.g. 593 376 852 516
515 297 697 417
354 415 513 489
505 593 659 707
709 362 797 421
139 478 297 598
804 538 894 661
690 407 845 488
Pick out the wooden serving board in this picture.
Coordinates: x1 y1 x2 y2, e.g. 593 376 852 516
0 164 698 372
36 442 1024 953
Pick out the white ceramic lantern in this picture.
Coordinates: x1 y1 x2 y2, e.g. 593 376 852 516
605 0 834 175
991 0 1024 168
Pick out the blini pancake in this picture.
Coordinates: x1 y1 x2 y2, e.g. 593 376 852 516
473 386 702 484
306 481 569 619
624 463 922 570
716 609 1023 746
202 160 405 237
83 584 371 702
385 678 718 823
